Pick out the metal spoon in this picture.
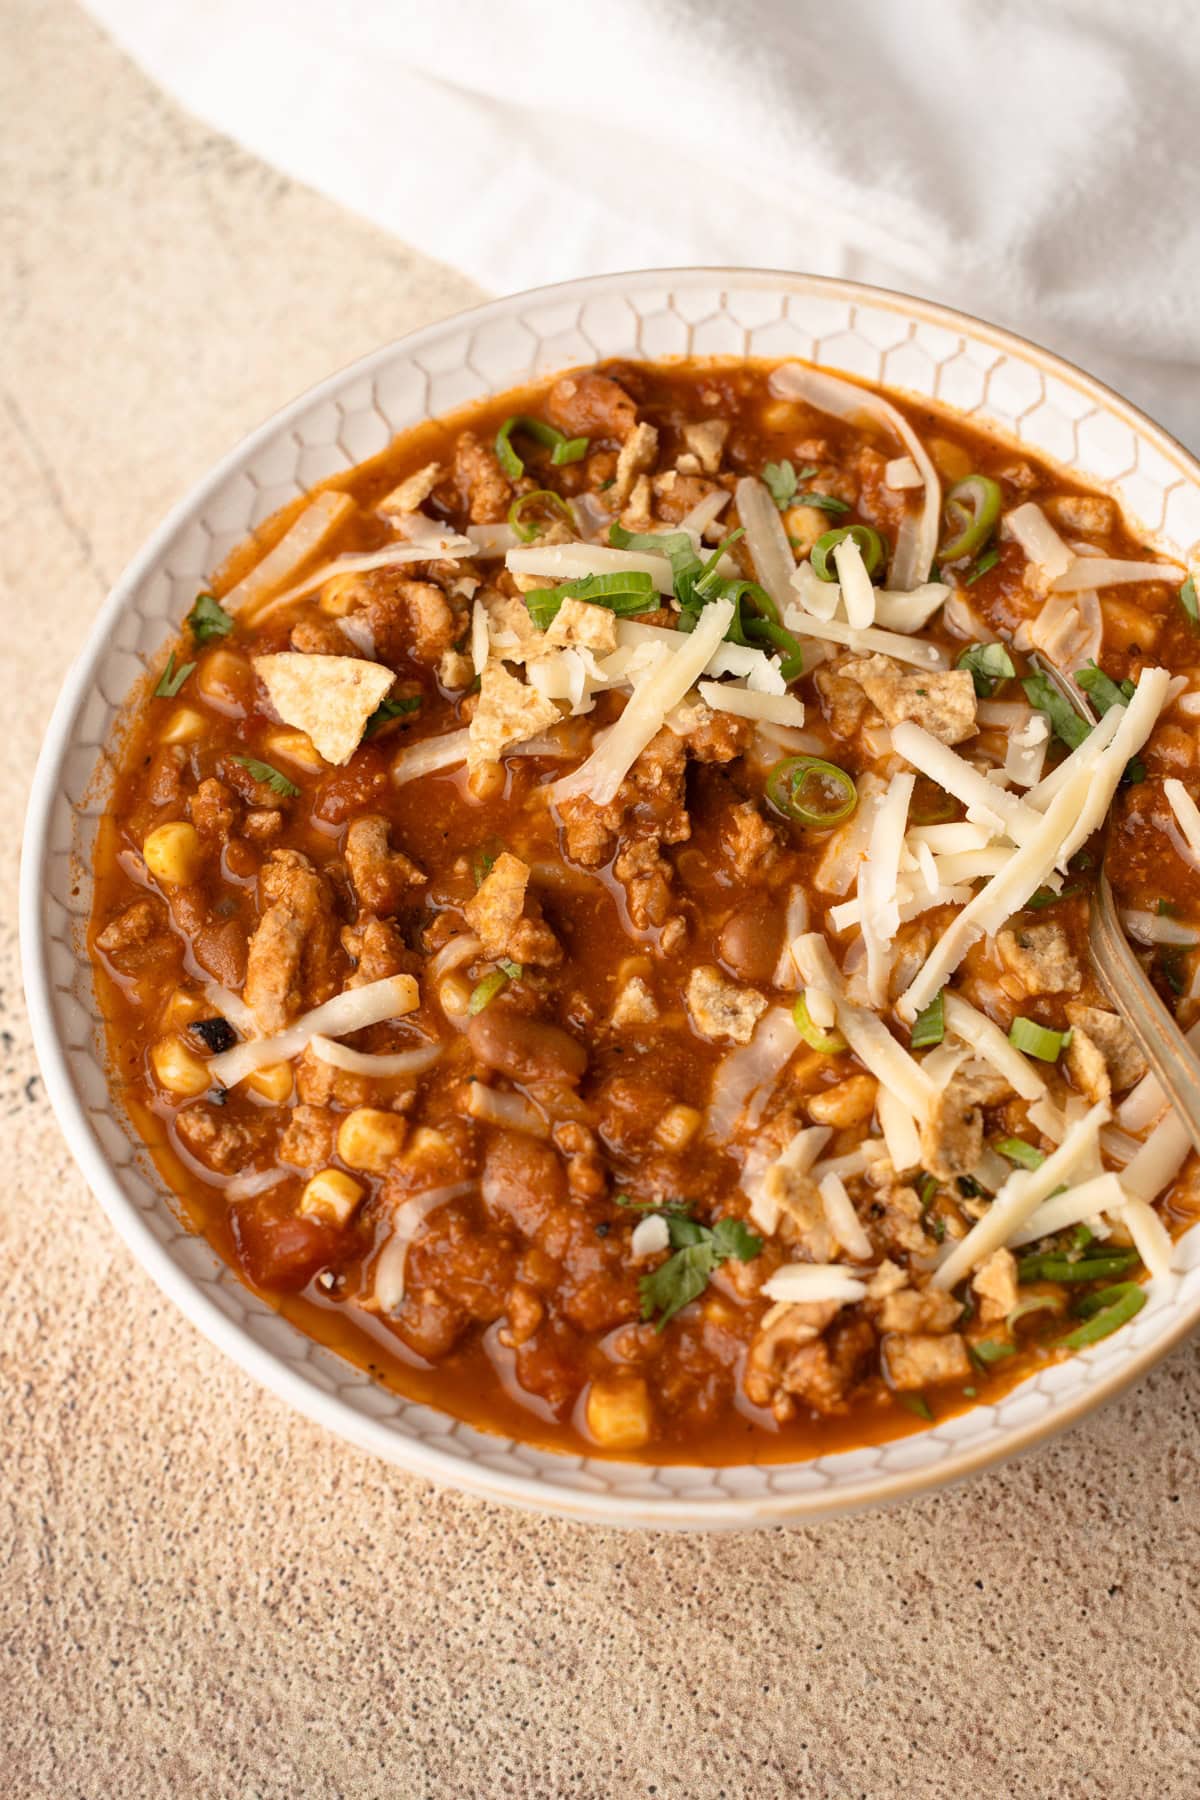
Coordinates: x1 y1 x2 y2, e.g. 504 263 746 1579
1029 653 1200 1155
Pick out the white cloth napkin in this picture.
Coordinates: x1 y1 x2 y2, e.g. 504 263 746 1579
87 0 1200 449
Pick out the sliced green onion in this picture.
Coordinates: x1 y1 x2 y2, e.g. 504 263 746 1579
910 991 945 1050
468 969 510 1015
792 994 847 1054
1180 574 1199 626
743 616 805 681
1006 1293 1066 1330
939 474 1002 562
957 641 1015 698
1058 1282 1146 1350
1008 1016 1070 1062
811 524 885 582
495 416 588 481
996 1136 1046 1170
497 958 523 980
970 1339 1017 1366
608 521 698 584
508 488 573 542
765 756 857 828
964 544 1001 586
1017 1249 1141 1284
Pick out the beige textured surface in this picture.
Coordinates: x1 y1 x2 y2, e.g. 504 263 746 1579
3 5 1200 1796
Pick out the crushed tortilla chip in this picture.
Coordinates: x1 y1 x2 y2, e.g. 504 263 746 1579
377 462 442 517
468 664 560 771
545 597 618 654
253 652 395 766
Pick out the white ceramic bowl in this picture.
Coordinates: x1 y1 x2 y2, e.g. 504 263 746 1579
22 269 1200 1528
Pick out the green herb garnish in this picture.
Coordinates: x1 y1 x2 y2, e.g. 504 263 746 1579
153 650 196 698
1008 1015 1070 1062
1179 574 1199 626
897 1392 934 1421
1022 672 1090 750
970 1339 1017 1366
364 694 421 737
186 593 234 642
964 544 1001 586
525 569 657 631
638 1212 762 1331
762 460 817 509
996 1136 1046 1170
1075 661 1134 716
910 990 945 1049
494 415 588 481
1026 885 1081 910
497 959 523 981
957 641 1015 698
231 755 300 798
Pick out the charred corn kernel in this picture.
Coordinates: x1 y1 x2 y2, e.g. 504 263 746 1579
585 1375 653 1451
196 647 251 712
438 973 471 1018
263 727 324 772
318 572 365 616
467 761 505 801
807 1072 878 1129
160 987 207 1031
150 1035 211 1098
143 820 203 886
247 1061 294 1104
654 1103 702 1151
158 706 207 745
299 1168 364 1227
336 1107 408 1176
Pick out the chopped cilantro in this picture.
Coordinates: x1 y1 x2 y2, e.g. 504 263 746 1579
1027 884 1081 910
153 650 195 698
1022 671 1090 750
186 592 234 642
230 755 300 798
1075 661 1134 716
364 694 421 737
637 1212 762 1330
957 641 1015 697
762 460 816 509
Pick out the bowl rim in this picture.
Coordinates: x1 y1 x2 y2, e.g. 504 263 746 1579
21 264 1200 1528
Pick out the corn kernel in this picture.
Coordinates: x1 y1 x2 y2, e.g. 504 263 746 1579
807 1072 877 1129
337 1107 407 1176
654 1103 702 1151
402 1126 450 1167
158 706 207 745
299 1168 364 1227
318 572 365 616
150 1034 211 1098
247 1062 294 1104
160 987 207 1032
263 727 324 772
438 973 471 1018
143 820 204 886
758 399 803 432
927 436 973 482
585 1375 653 1450
195 647 251 713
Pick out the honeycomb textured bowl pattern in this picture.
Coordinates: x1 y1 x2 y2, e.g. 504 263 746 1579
25 270 1200 1527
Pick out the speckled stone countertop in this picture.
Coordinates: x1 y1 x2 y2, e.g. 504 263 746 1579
4 5 1200 1795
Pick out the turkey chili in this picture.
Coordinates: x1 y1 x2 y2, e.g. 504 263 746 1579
89 357 1200 1461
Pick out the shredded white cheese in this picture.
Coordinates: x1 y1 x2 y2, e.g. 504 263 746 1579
762 1264 869 1305
553 599 733 807
210 973 420 1088
931 1103 1109 1289
942 994 1047 1101
817 1172 874 1261
1051 556 1186 593
832 533 875 629
884 455 923 490
1004 502 1074 583
696 680 805 727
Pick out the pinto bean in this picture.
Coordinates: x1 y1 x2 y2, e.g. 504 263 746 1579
467 1006 587 1084
717 896 784 983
